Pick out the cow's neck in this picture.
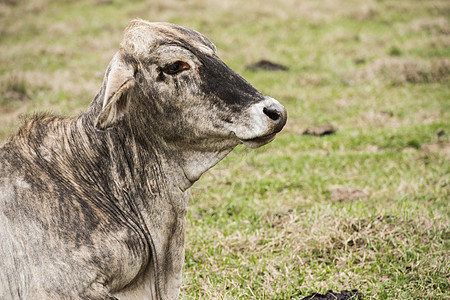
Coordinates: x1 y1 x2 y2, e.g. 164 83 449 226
170 146 235 190
79 105 190 299
81 90 197 215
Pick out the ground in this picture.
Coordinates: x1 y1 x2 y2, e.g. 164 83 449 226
0 0 449 299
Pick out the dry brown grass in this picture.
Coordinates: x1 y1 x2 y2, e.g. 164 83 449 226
185 206 449 298
328 186 368 203
411 17 450 35
429 35 450 48
352 57 450 85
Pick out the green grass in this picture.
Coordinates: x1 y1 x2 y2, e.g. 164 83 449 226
1 0 449 299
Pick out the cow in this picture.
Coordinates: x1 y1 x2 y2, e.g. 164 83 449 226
0 19 287 299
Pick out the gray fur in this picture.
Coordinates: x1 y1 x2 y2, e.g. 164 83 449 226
0 19 286 300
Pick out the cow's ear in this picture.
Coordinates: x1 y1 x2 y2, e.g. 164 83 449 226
95 53 136 131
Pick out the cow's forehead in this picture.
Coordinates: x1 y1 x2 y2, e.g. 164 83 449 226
121 19 217 59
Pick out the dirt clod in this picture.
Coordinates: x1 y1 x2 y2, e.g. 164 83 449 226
301 289 362 300
303 124 337 136
245 59 289 71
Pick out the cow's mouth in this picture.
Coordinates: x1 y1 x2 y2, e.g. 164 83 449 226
240 132 277 148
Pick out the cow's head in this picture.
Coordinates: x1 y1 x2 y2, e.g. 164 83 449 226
95 19 287 152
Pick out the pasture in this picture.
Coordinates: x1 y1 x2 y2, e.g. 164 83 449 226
0 0 448 299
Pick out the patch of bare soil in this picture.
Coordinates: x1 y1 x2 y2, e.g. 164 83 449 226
301 289 362 300
245 59 289 71
303 124 337 136
329 187 368 202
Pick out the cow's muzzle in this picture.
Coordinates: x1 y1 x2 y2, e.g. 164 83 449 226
239 97 287 148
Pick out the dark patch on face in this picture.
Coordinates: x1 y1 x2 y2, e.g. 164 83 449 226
197 54 264 112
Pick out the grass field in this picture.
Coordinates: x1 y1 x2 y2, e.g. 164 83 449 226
1 0 449 299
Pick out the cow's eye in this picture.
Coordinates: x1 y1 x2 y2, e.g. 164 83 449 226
162 61 190 75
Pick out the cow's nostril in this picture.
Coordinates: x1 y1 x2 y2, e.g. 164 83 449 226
263 107 280 121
